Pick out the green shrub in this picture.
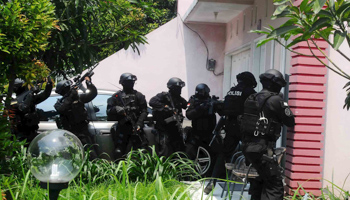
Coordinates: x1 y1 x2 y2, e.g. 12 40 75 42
124 147 200 182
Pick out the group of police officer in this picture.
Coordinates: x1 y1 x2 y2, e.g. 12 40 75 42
10 68 295 200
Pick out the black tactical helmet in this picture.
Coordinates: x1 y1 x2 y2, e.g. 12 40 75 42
13 78 25 94
119 73 137 85
236 71 257 88
55 80 72 95
195 83 210 97
259 69 286 87
167 77 185 89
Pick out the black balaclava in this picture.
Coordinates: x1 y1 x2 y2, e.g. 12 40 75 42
261 79 282 93
122 80 135 94
169 86 182 97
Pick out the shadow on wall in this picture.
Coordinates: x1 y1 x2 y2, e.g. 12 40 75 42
182 20 226 99
122 42 148 61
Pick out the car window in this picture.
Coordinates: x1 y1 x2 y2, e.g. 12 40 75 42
91 94 111 121
37 96 60 122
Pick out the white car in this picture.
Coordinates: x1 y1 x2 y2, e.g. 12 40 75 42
36 89 211 175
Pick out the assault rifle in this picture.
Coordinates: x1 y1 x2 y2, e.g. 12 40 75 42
17 75 53 104
71 64 97 93
164 93 186 143
59 64 97 100
209 116 226 147
193 95 221 115
117 93 145 143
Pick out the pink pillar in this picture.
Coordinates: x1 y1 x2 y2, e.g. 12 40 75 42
284 39 328 196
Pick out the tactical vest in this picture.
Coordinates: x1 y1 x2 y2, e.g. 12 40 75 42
60 101 88 129
240 92 281 140
12 98 40 128
224 86 245 117
107 91 140 121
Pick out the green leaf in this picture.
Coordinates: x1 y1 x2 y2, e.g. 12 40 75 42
333 30 346 50
300 0 309 12
314 0 327 14
340 5 350 19
250 30 270 35
286 35 306 48
316 10 333 18
336 2 350 15
267 25 299 38
343 81 350 89
273 5 288 16
257 37 275 47
273 0 290 6
328 0 335 12
281 18 298 27
309 17 331 32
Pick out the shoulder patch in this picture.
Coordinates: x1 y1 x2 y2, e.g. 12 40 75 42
285 108 292 116
280 101 289 108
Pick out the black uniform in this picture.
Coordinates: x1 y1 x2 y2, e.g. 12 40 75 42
223 83 257 151
242 91 295 200
210 83 256 184
10 81 52 144
149 92 187 157
185 95 217 159
54 81 97 159
106 89 148 157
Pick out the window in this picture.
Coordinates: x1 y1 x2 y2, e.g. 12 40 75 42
255 6 258 24
91 94 111 121
243 13 246 31
37 96 60 122
251 8 254 27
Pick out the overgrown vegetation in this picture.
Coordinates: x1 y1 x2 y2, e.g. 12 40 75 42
252 0 350 109
0 146 200 199
284 178 350 199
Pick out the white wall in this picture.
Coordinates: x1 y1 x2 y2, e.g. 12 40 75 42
323 37 350 190
223 0 290 95
92 17 225 103
178 0 197 19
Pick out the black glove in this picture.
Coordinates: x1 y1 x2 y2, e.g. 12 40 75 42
47 77 53 84
163 106 173 112
115 106 125 115
68 89 79 101
23 93 34 105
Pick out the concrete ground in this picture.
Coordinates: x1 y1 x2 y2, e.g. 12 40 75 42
188 180 251 200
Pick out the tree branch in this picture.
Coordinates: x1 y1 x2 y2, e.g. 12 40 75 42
310 38 350 79
275 39 314 57
306 40 350 80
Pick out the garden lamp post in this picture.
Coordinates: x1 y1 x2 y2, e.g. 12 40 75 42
28 129 85 200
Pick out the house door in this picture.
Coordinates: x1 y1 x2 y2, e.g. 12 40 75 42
252 42 266 91
230 49 251 87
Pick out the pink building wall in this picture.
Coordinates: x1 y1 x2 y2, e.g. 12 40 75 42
323 36 350 190
92 0 350 195
92 17 226 102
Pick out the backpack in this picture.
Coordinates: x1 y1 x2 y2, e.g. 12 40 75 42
240 92 280 140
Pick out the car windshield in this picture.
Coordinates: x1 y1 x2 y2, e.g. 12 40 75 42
37 96 60 122
91 94 110 121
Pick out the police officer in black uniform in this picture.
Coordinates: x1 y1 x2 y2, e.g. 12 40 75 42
240 69 295 200
205 71 257 194
54 76 98 160
10 78 53 144
149 77 187 157
185 83 218 160
107 73 148 158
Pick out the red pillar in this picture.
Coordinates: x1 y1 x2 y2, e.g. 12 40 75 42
284 40 328 196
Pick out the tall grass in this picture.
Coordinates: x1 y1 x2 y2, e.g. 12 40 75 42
1 146 200 199
284 176 350 200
